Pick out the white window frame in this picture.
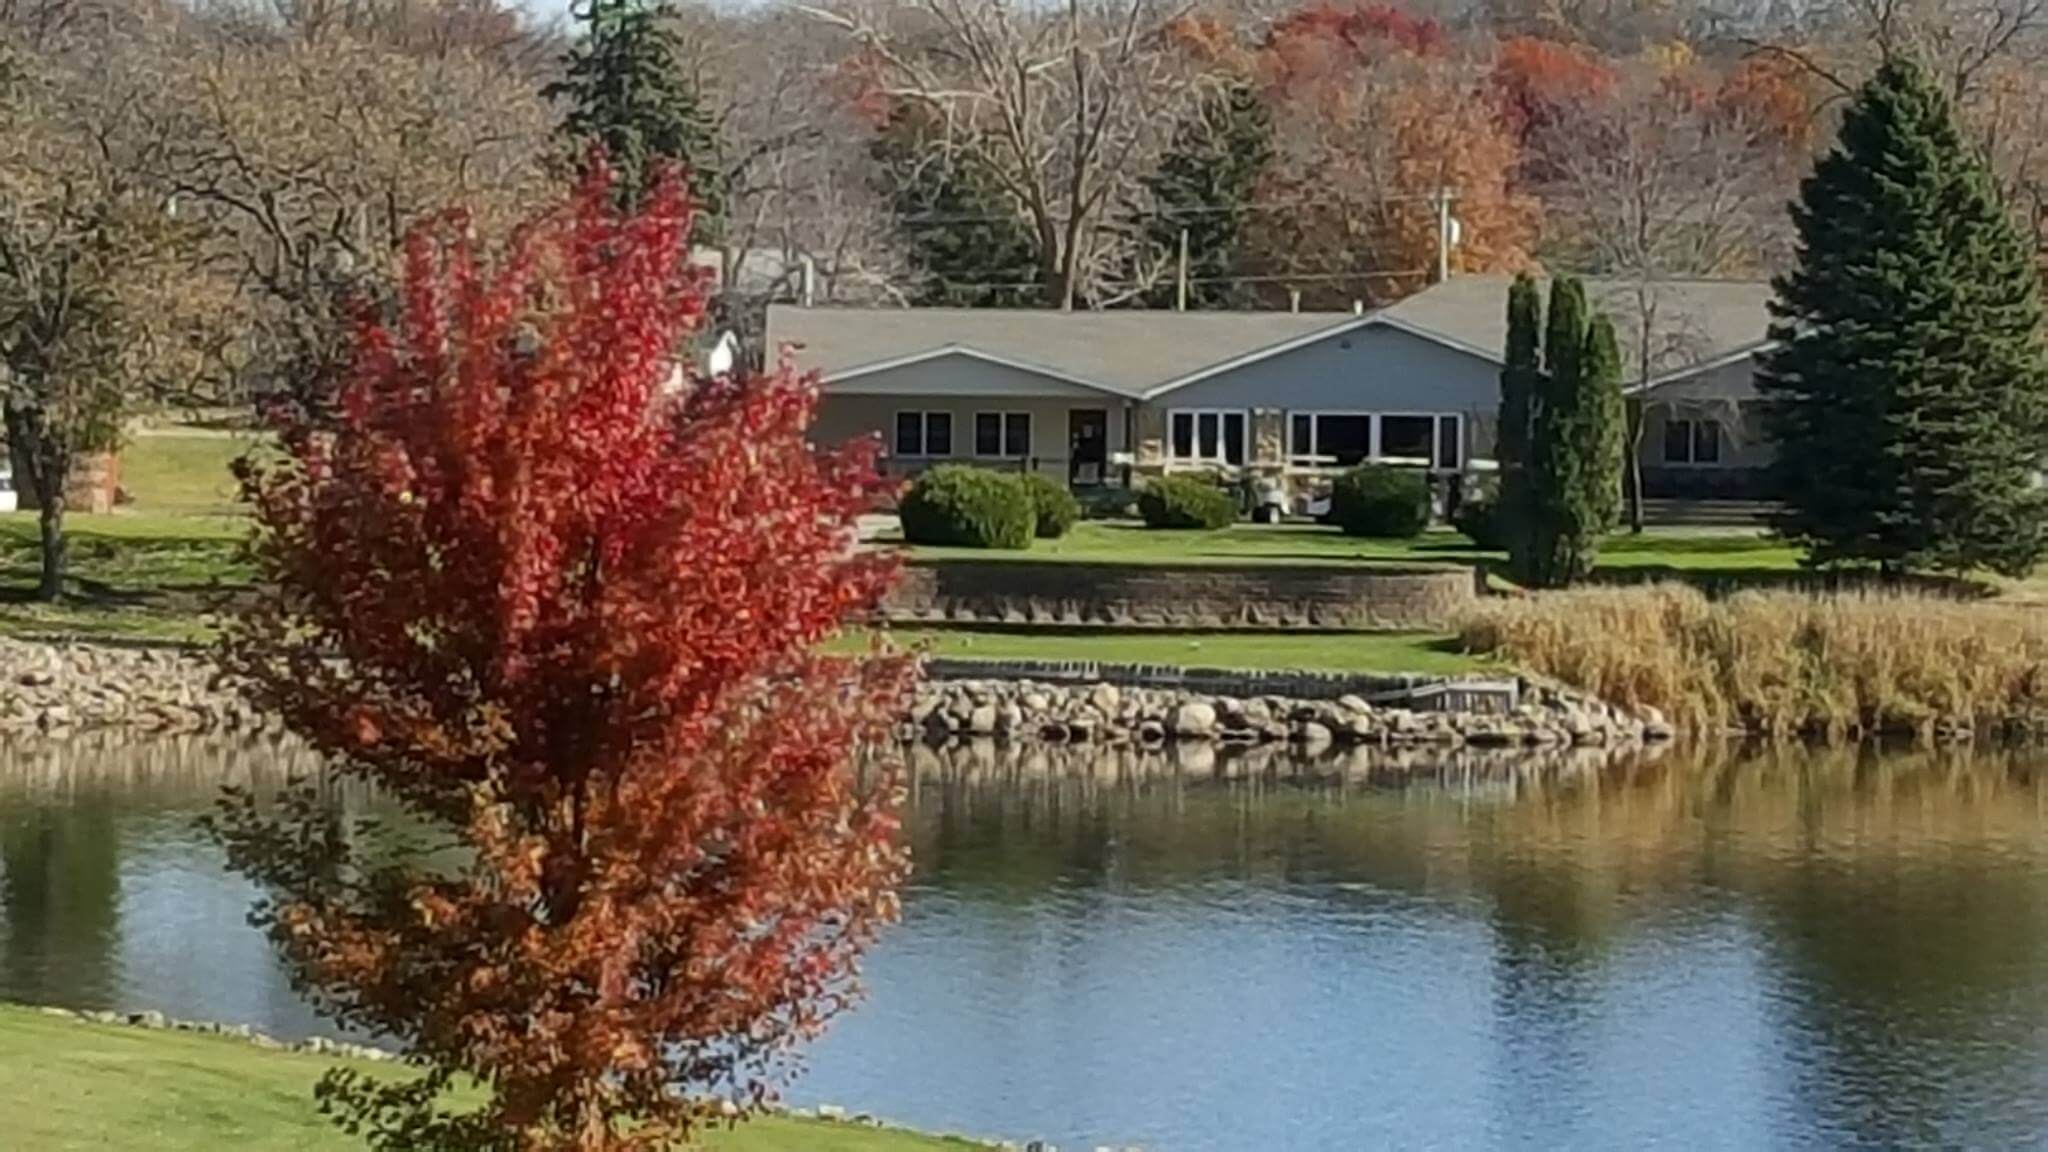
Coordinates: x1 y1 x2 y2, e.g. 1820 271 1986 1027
1287 411 1462 470
1167 408 1250 467
893 410 954 458
1662 417 1724 467
972 410 1033 459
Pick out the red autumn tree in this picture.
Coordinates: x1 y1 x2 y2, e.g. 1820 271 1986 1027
208 165 912 1151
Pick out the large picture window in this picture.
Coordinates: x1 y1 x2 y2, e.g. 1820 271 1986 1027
973 411 1032 458
1662 418 1722 465
1378 415 1435 464
1287 411 1461 469
1167 410 1247 466
894 411 953 457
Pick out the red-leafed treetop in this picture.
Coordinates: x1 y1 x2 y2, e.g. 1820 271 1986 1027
212 164 912 1151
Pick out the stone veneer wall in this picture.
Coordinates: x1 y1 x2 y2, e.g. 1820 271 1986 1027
885 560 1480 630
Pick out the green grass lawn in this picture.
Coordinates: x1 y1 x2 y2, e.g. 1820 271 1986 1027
0 430 249 638
118 427 265 518
0 1004 982 1152
845 627 1483 675
0 513 245 641
0 432 1866 655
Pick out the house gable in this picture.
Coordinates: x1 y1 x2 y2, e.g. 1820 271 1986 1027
823 347 1126 399
1150 320 1503 415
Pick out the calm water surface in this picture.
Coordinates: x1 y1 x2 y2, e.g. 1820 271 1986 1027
5 735 2048 1151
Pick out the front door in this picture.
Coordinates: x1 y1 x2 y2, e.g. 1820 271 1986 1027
1069 409 1109 486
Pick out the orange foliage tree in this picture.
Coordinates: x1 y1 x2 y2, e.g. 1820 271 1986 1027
1252 6 1537 306
208 166 912 1151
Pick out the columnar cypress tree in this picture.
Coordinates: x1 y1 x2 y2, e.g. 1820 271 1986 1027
1523 278 1588 586
1142 83 1273 309
1517 277 1625 587
1760 57 2048 577
1498 273 1543 565
1582 313 1627 535
548 0 722 232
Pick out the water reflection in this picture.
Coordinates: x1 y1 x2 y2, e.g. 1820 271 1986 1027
3 734 2047 1150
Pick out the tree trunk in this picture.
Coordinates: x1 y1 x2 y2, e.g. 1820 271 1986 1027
1625 398 1646 535
37 496 64 602
5 402 69 602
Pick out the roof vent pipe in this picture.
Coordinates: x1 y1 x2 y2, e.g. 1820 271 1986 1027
800 255 816 307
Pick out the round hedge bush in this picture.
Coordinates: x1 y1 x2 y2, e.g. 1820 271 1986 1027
1329 465 1431 538
898 465 1036 549
1137 474 1237 530
1019 473 1081 539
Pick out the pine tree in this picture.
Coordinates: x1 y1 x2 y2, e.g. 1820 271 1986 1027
1498 273 1543 565
1516 277 1625 587
547 0 722 233
1759 57 2048 577
1141 83 1273 310
871 106 1042 307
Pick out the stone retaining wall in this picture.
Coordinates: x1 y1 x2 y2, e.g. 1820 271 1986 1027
885 560 1480 630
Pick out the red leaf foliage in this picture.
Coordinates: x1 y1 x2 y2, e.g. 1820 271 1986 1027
1262 2 1445 89
1490 35 1620 144
215 164 912 1151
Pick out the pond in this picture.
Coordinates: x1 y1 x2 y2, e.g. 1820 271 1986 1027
5 734 2048 1151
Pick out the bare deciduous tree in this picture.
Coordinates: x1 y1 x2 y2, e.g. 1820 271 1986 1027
804 0 1202 308
151 17 557 408
1536 64 1789 529
0 25 225 597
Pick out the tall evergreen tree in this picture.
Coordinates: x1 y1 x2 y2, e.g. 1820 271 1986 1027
1141 83 1273 310
1760 57 2048 577
1581 314 1628 535
1516 277 1625 587
547 0 722 232
1498 273 1543 563
871 106 1041 307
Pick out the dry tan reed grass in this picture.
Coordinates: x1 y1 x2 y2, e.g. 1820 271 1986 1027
1458 585 2048 739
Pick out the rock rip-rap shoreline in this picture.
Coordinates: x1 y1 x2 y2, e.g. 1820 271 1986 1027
901 677 1670 750
0 637 1668 750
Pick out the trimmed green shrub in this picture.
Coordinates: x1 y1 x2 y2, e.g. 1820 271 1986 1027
1020 473 1081 539
1452 496 1509 550
1137 474 1237 530
898 465 1035 549
1329 465 1431 538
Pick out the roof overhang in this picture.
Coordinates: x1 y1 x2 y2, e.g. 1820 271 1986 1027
1626 341 1778 396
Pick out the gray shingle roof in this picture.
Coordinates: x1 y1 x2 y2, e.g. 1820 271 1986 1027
767 277 1774 397
766 305 1360 398
1379 276 1775 376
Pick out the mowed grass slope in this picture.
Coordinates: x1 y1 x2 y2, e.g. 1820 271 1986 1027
0 1005 983 1152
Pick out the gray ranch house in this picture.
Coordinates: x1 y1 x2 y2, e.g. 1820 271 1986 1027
766 276 1776 500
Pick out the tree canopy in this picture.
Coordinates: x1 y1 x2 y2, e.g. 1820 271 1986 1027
1760 56 2048 577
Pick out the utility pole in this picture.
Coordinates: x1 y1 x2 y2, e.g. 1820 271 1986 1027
1176 228 1189 312
1435 188 1457 284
